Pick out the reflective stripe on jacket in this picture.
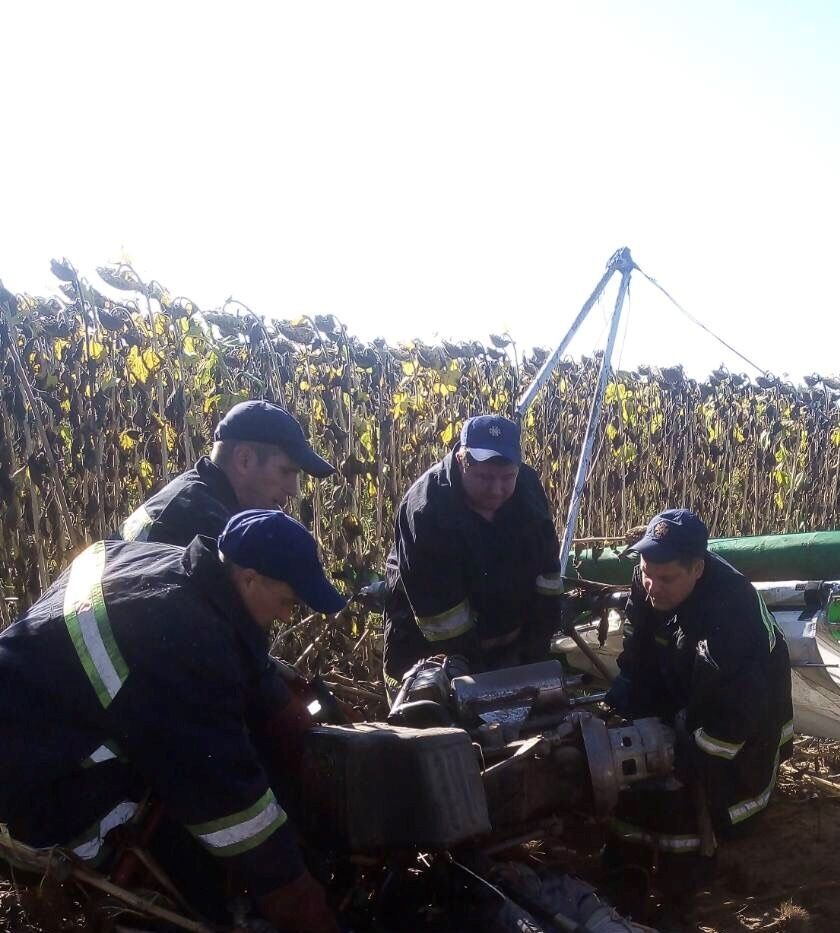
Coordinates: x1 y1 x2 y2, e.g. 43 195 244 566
616 552 794 829
383 446 562 677
0 537 302 892
115 456 239 547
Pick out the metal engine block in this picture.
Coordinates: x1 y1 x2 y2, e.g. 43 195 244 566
300 656 676 853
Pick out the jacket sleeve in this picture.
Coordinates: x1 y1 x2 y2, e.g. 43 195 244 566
147 492 231 547
112 629 304 895
524 476 564 657
394 500 481 663
687 587 771 763
117 492 230 548
530 474 564 620
612 570 662 716
616 572 644 679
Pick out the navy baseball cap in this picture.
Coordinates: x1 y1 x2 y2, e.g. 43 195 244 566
634 509 709 563
214 401 335 478
218 509 347 614
460 415 521 465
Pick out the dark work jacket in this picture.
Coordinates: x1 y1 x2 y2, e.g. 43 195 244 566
382 447 563 683
115 456 239 546
0 537 302 894
615 553 793 829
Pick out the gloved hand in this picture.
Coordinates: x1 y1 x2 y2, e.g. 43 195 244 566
258 869 340 933
255 691 314 780
604 674 632 714
263 691 314 738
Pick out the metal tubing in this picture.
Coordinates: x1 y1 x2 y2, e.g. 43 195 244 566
557 253 634 582
566 628 616 684
515 264 618 418
567 690 609 707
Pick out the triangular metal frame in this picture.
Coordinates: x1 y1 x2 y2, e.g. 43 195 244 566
515 246 636 577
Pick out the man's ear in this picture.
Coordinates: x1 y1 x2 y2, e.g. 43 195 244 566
240 567 260 589
691 558 705 583
229 563 259 595
230 442 255 474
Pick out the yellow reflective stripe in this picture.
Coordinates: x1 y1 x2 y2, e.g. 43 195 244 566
187 789 287 858
610 819 701 853
120 504 153 542
416 600 474 642
535 572 563 595
728 751 780 825
780 718 794 746
758 598 778 652
694 727 744 760
384 671 402 691
63 542 129 708
71 801 138 860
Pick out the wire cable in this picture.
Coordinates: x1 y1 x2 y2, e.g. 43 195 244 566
634 264 769 376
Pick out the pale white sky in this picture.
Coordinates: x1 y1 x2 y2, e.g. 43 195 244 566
2 1 838 380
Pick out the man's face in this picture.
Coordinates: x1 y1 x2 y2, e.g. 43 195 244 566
458 453 519 517
236 571 300 628
640 555 704 613
238 448 302 509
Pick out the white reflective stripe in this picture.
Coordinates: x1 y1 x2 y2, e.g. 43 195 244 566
780 718 794 745
197 799 284 850
611 820 701 852
657 835 702 852
694 727 744 760
728 751 780 825
120 505 153 542
64 543 128 707
416 600 474 642
535 572 564 595
75 598 122 699
72 801 138 860
88 744 117 764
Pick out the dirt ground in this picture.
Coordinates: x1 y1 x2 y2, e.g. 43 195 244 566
4 737 840 932
694 789 840 932
691 736 840 933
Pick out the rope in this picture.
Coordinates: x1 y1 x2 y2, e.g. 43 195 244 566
634 264 769 376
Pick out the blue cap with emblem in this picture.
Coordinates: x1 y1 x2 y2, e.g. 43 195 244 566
214 401 335 478
218 509 347 614
460 415 521 465
633 508 709 563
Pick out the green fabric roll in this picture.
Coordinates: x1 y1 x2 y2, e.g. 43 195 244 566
569 531 840 585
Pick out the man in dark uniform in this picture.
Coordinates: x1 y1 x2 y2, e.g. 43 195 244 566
117 400 335 546
605 509 793 917
0 510 345 933
382 414 564 690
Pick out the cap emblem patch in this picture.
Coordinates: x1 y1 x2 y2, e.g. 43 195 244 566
653 521 670 539
488 424 502 438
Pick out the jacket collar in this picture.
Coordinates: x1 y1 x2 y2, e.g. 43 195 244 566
194 456 240 512
182 535 268 657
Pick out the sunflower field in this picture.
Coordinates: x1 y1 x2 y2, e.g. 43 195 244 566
1 259 839 653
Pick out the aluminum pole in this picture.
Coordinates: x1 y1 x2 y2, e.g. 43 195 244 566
557 252 634 577
515 247 631 419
